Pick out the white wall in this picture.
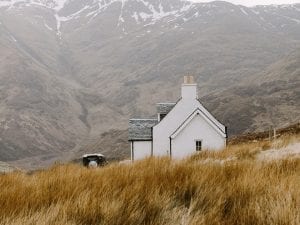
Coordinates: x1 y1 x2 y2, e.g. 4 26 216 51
172 115 226 159
153 98 200 156
132 141 152 161
153 83 226 157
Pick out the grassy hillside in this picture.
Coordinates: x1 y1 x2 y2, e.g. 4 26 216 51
0 134 299 225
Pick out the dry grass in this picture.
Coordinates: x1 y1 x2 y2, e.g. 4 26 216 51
190 133 300 162
0 136 299 225
228 123 300 145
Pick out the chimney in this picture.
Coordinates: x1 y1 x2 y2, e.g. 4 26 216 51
183 75 195 84
181 75 197 99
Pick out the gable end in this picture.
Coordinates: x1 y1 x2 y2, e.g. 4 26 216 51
170 108 227 139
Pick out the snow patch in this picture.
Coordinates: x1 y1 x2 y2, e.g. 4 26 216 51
44 22 53 31
138 1 194 26
132 11 139 23
0 0 69 11
54 14 62 36
251 9 260 14
52 0 69 11
240 7 249 15
54 5 90 37
117 0 128 26
280 14 300 23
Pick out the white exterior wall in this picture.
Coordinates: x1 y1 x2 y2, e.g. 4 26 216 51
152 83 226 157
153 99 197 156
132 141 152 161
172 115 226 159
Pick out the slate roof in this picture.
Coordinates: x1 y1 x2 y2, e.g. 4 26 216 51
129 119 158 140
156 103 176 114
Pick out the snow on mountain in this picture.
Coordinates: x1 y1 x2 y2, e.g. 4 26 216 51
1 0 299 10
0 0 68 10
0 0 299 165
0 0 299 37
52 0 69 11
191 0 300 6
0 0 195 37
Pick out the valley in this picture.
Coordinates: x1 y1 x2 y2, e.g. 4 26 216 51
0 0 299 167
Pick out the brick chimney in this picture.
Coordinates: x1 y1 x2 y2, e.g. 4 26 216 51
181 75 197 99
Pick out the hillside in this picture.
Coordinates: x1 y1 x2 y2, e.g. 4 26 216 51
202 50 300 134
0 133 299 224
0 0 299 165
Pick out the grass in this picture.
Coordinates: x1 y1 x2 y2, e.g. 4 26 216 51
0 135 299 225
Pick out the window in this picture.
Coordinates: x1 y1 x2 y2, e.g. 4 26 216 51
196 140 202 151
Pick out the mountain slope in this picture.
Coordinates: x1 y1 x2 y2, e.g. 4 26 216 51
202 49 300 134
0 0 299 164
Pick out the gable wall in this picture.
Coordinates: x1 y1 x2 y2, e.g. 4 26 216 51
172 114 226 159
153 97 226 157
153 98 201 156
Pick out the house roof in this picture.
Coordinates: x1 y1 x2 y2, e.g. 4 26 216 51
170 108 227 139
197 99 226 134
156 103 176 114
129 119 158 141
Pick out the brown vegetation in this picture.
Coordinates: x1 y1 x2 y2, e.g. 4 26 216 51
229 123 300 145
0 135 299 225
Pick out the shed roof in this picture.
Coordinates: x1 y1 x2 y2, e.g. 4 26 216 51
156 103 176 114
129 119 158 141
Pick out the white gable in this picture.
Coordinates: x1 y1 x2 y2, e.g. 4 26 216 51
170 108 227 139
152 77 226 158
171 113 226 158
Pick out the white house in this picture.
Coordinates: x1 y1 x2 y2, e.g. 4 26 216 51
129 76 227 160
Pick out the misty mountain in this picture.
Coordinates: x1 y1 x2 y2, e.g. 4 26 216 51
0 0 299 164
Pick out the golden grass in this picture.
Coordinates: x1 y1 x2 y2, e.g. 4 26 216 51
0 136 299 225
190 134 300 161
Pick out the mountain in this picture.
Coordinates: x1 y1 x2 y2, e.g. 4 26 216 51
0 0 299 166
202 49 300 134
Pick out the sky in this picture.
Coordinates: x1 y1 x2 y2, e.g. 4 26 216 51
190 0 300 6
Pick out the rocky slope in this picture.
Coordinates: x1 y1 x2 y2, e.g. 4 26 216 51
0 0 299 165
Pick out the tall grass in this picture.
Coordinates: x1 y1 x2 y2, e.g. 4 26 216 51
0 137 299 225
